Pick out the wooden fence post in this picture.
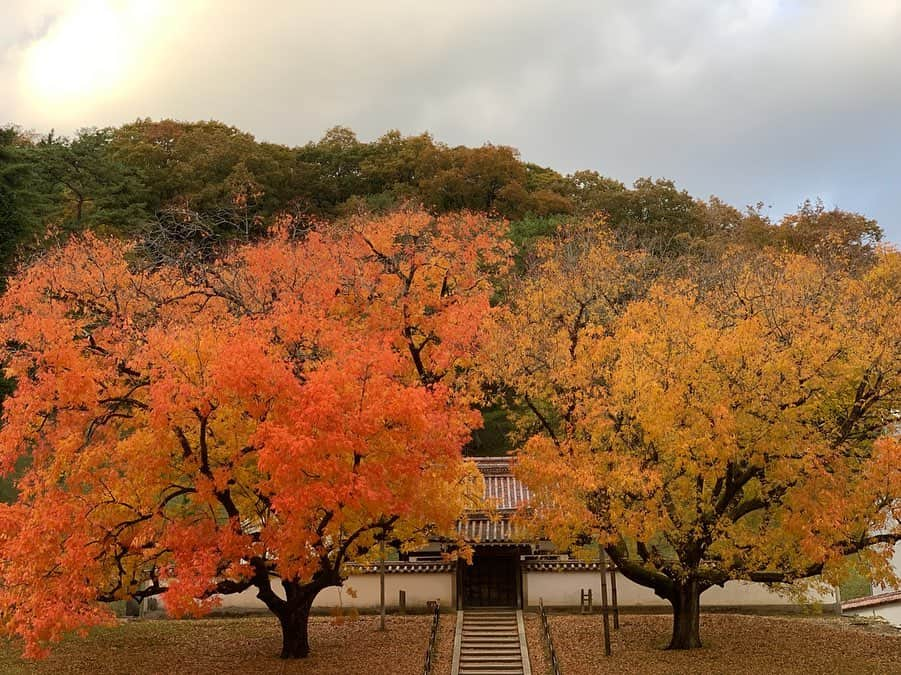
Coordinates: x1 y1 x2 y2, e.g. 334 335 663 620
599 549 612 656
610 565 619 629
379 539 386 631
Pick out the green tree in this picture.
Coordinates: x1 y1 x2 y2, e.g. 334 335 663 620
34 127 149 234
0 127 39 272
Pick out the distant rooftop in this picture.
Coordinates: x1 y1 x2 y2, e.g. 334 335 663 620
842 590 901 610
471 456 531 512
459 456 531 544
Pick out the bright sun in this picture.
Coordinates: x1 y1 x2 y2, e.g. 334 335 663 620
23 0 158 105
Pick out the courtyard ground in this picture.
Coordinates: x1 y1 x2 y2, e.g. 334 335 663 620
0 614 444 675
1 611 899 674
535 612 901 675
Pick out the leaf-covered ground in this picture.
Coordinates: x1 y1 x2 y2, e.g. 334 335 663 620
536 613 901 675
0 615 444 675
2 612 899 674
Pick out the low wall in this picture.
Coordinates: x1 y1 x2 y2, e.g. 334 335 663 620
316 571 454 610
844 599 901 627
524 568 835 610
214 567 454 613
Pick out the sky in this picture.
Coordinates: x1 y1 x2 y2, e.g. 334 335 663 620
2 0 900 242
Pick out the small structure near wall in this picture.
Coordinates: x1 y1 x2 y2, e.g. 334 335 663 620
455 456 533 609
842 591 901 628
842 516 901 628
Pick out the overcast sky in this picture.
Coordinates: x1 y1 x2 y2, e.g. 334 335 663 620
2 0 899 242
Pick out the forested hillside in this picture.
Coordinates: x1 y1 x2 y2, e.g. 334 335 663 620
1 119 883 273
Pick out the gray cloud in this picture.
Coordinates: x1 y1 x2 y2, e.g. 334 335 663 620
2 0 899 241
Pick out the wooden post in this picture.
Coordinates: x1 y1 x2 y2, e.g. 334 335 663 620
399 589 406 615
599 549 612 656
379 539 386 631
610 564 620 629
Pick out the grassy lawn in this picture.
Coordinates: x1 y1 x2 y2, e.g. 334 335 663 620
534 613 901 675
0 615 449 675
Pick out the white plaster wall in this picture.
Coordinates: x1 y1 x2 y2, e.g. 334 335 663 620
215 573 453 611
702 580 833 606
525 570 666 607
316 572 453 609
845 601 901 628
524 571 833 608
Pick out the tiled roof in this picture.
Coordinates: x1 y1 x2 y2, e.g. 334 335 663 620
842 590 901 610
472 456 531 512
458 517 519 543
459 457 532 544
345 561 455 574
522 560 612 572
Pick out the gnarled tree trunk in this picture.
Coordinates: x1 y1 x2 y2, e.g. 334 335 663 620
667 579 703 650
245 558 333 660
275 580 324 659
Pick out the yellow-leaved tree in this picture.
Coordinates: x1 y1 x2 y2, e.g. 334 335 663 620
483 224 900 649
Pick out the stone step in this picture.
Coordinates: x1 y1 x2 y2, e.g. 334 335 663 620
463 624 518 629
452 610 530 675
461 655 523 662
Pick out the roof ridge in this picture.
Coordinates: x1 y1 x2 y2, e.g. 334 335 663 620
841 589 901 610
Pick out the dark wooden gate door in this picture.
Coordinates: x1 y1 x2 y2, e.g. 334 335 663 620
462 550 517 607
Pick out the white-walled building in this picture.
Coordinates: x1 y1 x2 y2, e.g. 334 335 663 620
211 456 835 614
842 518 901 628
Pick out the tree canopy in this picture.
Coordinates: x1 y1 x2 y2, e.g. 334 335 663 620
482 225 900 648
0 209 509 658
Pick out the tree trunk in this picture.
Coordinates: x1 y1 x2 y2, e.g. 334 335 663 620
667 579 702 650
278 606 312 659
276 582 321 659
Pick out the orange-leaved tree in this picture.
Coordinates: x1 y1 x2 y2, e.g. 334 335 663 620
0 209 510 658
483 224 900 649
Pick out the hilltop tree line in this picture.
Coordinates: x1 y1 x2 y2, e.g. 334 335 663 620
1 119 883 273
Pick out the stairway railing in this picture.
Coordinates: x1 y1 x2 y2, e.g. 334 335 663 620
422 600 441 675
538 598 561 675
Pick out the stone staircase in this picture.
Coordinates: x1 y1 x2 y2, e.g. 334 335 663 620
451 609 531 675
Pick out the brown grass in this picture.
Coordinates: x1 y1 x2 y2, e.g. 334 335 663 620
533 613 901 675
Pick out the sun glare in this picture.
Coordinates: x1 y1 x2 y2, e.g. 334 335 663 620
23 0 158 106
